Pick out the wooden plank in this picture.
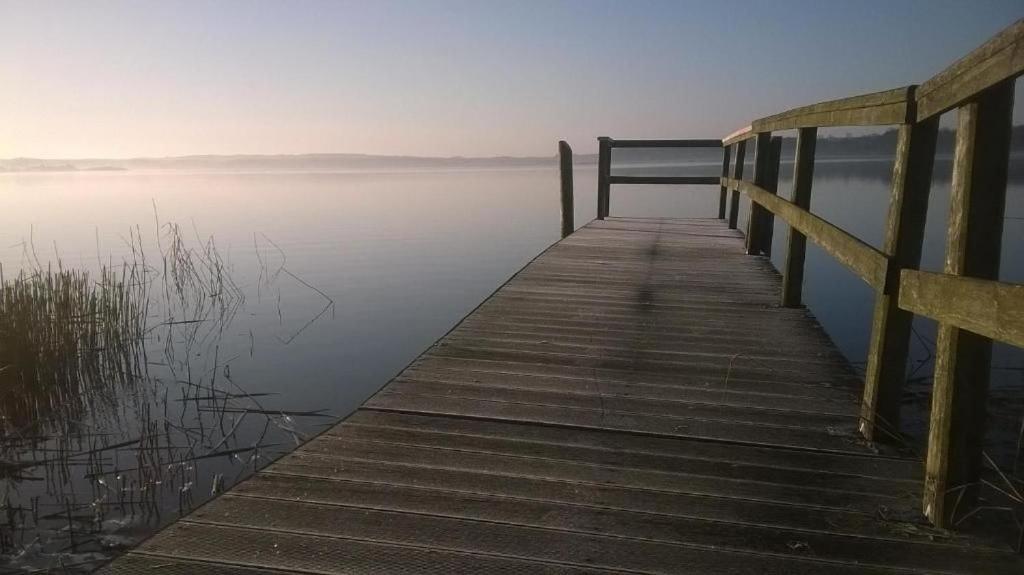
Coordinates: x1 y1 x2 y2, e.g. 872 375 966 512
597 137 611 219
725 178 888 288
340 410 916 478
130 523 613 575
99 555 301 574
558 140 574 238
916 18 1024 120
221 479 1020 574
759 136 783 256
608 175 720 185
180 499 910 575
924 81 1015 527
860 116 940 442
899 270 1024 349
781 127 817 307
718 145 732 219
728 141 746 229
261 460 925 542
745 133 773 255
292 438 903 509
722 125 754 146
750 87 914 131
607 138 722 148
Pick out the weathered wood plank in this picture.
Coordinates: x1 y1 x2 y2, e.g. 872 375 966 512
597 137 611 219
899 270 1024 348
559 140 574 238
860 116 940 443
221 479 1019 574
608 175 720 185
607 138 722 148
728 141 746 229
725 178 889 288
718 145 732 219
722 125 754 146
916 18 1024 120
752 87 914 131
924 82 1015 527
781 127 817 307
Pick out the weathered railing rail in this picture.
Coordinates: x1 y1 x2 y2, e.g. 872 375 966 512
595 137 722 220
557 18 1024 530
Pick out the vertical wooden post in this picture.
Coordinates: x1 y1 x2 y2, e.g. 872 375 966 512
860 112 939 442
727 141 746 229
923 81 1014 527
757 136 783 256
558 141 574 238
718 145 732 219
745 132 772 255
781 128 817 307
597 137 612 220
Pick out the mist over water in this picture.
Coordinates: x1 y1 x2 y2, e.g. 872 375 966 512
0 152 1021 571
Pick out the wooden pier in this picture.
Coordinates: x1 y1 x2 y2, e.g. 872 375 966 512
100 20 1024 574
100 217 1023 574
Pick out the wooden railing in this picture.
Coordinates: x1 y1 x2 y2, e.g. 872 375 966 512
558 18 1024 529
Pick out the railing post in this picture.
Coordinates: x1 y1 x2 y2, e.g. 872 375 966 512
727 141 746 229
597 137 612 220
781 128 817 307
558 141 574 238
860 110 939 443
923 80 1014 528
718 145 732 219
758 136 783 256
745 132 773 255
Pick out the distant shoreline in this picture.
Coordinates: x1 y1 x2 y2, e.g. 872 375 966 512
3 126 1022 173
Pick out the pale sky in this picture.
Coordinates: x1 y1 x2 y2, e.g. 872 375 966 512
1 0 1021 158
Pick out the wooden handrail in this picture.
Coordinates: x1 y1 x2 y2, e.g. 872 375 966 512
723 178 889 288
604 138 722 148
751 87 915 132
916 19 1024 120
608 175 720 185
565 19 1024 531
899 270 1024 349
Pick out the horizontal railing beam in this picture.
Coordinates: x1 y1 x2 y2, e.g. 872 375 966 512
722 126 755 147
609 175 720 185
916 18 1024 121
723 177 889 289
899 270 1024 349
752 87 915 132
606 139 722 148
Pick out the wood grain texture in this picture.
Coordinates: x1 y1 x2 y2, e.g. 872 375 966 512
860 117 939 443
724 178 889 288
99 218 1021 574
924 83 1015 527
916 18 1024 120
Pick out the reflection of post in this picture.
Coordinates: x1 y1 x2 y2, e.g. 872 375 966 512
718 146 732 219
923 80 1013 528
781 127 817 307
727 141 746 229
558 141 574 238
597 137 612 219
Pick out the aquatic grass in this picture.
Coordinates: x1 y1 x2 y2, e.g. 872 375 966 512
0 263 148 432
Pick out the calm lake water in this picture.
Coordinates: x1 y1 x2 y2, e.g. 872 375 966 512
0 153 1022 572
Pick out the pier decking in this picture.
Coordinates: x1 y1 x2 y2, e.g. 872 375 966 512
100 217 1023 574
